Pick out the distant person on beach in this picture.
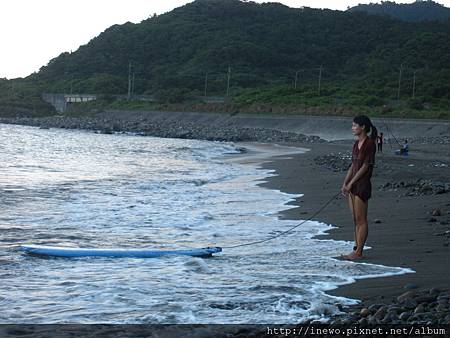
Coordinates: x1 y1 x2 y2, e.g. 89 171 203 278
376 132 384 153
341 115 377 260
395 139 409 155
400 139 409 155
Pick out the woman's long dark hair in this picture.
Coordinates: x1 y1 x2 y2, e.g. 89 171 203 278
353 115 378 140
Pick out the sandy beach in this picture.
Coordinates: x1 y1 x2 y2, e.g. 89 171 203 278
260 138 450 322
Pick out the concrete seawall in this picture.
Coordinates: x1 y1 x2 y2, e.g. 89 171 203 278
102 110 450 141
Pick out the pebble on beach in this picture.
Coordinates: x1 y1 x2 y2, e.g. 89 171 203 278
334 288 450 325
432 208 442 216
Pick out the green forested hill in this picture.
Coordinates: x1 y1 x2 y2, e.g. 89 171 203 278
348 1 450 22
3 0 450 117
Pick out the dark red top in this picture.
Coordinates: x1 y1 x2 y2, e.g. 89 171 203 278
350 138 376 201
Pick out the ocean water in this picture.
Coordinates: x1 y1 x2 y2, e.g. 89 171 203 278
0 123 411 324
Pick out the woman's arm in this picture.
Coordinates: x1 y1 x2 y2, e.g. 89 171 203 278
341 163 353 194
343 163 353 185
346 163 370 189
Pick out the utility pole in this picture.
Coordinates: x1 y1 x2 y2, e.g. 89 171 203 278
412 70 417 98
226 65 231 97
127 61 132 101
397 63 403 101
318 65 323 96
131 72 135 98
204 72 208 97
294 70 303 89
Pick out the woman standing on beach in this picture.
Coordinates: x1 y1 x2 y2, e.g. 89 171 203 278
341 115 377 260
376 132 383 153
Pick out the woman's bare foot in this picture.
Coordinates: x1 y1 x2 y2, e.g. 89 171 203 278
340 252 363 260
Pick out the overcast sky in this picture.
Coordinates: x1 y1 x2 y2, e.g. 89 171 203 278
1 0 449 79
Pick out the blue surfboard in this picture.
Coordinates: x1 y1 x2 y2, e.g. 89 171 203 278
19 245 222 258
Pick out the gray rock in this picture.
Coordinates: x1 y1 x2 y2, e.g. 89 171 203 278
397 291 416 303
360 308 370 317
407 316 416 324
368 316 379 325
402 299 418 309
437 299 449 306
437 292 450 300
429 288 440 296
373 306 387 320
387 306 401 314
368 303 384 312
413 312 432 320
414 304 425 314
432 209 442 216
358 318 368 325
329 319 340 326
436 304 447 312
415 295 435 303
399 311 411 321
382 312 398 323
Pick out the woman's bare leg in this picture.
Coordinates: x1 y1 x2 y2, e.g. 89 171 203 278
348 194 358 251
354 195 368 256
342 195 368 260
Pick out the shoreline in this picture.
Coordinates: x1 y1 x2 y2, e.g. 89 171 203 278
1 116 450 324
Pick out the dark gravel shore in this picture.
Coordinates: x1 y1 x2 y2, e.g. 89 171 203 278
330 288 450 325
0 115 323 144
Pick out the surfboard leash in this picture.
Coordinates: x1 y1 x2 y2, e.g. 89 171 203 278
219 191 342 250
